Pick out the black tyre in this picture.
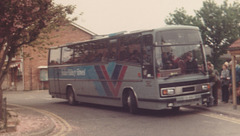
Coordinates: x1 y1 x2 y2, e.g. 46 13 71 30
172 107 180 112
67 87 76 105
122 92 129 112
127 91 138 114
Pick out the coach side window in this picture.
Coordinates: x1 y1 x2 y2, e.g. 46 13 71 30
109 39 117 61
119 44 130 61
74 44 84 63
118 44 141 63
61 46 74 64
49 48 61 65
118 35 141 64
82 44 95 63
92 41 108 63
128 44 141 63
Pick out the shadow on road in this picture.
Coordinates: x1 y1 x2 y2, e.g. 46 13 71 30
53 101 203 117
136 107 202 117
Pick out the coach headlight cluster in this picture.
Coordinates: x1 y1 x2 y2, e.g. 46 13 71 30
161 88 175 96
202 84 211 91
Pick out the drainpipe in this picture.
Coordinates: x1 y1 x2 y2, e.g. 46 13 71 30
21 47 25 91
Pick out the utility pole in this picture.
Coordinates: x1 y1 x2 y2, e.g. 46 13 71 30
231 55 237 109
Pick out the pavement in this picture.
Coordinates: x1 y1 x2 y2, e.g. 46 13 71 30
1 100 240 136
0 104 55 136
191 101 240 118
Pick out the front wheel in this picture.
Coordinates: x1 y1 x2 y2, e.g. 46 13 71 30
172 107 180 112
67 87 76 105
127 91 138 114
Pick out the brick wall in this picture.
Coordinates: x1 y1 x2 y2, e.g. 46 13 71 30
23 24 93 90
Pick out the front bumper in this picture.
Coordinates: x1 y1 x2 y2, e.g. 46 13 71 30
166 92 210 107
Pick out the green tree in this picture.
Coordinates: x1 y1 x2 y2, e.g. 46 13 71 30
0 0 75 120
165 0 240 67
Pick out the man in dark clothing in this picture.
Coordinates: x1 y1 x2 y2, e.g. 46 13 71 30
208 61 220 105
185 52 198 74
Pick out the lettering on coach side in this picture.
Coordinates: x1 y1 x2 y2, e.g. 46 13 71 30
76 68 86 76
61 68 86 76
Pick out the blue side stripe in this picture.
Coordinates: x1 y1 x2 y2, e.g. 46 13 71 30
107 62 116 78
94 65 113 96
85 66 106 96
111 65 122 85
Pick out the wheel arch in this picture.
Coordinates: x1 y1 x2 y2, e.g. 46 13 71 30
66 84 75 98
121 87 138 107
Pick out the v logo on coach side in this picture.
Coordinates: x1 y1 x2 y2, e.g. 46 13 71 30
95 63 128 97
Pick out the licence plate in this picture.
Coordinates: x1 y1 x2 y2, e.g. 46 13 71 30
177 95 199 101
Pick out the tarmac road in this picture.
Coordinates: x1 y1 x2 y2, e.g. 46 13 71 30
3 90 240 136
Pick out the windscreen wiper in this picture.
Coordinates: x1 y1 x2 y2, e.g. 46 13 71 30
164 73 181 80
199 70 207 75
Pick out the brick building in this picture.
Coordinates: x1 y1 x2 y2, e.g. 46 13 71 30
6 23 96 91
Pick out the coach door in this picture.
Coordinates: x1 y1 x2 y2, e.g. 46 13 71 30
54 67 62 97
142 35 154 79
49 48 62 97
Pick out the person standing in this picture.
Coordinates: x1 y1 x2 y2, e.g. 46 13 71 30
208 62 220 105
221 64 230 103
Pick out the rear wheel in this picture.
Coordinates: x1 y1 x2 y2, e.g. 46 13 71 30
67 87 76 105
127 91 138 114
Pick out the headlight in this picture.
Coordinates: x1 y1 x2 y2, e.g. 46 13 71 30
161 88 175 96
202 84 210 91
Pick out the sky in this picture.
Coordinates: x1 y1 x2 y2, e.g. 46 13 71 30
54 0 237 35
